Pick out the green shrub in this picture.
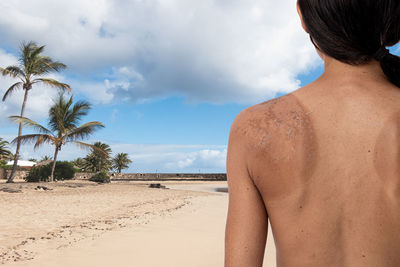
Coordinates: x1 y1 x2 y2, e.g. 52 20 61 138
53 161 75 181
89 171 110 183
0 160 7 169
0 160 7 168
25 164 50 182
0 161 13 170
25 161 75 182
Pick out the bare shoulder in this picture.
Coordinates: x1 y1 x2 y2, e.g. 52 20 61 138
230 93 317 181
231 93 314 149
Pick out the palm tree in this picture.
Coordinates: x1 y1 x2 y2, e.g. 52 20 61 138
0 138 11 160
7 153 17 161
112 153 132 173
81 153 99 172
82 142 112 172
93 142 112 171
1 41 71 182
39 155 52 162
10 94 105 182
71 157 86 171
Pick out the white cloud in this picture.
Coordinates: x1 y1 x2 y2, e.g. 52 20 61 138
170 149 227 171
111 143 227 173
71 79 114 104
0 0 320 104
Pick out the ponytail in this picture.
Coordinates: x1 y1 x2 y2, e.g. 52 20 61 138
380 52 400 88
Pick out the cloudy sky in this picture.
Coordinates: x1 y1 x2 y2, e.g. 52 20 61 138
1 0 389 173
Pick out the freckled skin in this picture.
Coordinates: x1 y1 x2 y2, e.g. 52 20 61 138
225 60 400 267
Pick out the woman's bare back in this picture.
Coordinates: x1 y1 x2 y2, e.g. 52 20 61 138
240 75 400 266
226 1 400 265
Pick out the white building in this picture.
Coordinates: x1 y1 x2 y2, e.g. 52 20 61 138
6 160 37 168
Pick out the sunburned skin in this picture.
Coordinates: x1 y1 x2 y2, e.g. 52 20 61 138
225 60 400 267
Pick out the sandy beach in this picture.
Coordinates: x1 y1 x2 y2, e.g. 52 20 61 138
0 180 276 266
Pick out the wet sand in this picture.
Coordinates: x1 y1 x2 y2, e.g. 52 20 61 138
0 180 276 266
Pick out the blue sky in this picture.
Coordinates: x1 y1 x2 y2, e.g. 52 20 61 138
0 0 397 173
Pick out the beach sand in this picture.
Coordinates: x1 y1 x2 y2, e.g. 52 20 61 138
0 180 276 266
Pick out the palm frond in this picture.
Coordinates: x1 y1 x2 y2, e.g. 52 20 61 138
20 41 39 73
33 78 71 92
31 56 67 75
48 94 73 134
33 134 54 149
30 45 45 60
0 66 25 79
8 116 52 134
11 134 54 149
0 138 9 146
92 141 112 155
64 100 91 128
48 61 67 72
0 149 11 156
2 82 23 101
64 122 105 142
26 45 46 74
73 141 109 157
40 57 67 72
0 138 11 159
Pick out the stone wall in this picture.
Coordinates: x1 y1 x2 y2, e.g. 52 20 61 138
74 172 96 180
0 169 29 180
0 169 227 181
74 172 227 181
113 173 227 181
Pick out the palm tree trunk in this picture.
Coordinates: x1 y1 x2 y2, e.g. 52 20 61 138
7 89 29 183
50 146 59 182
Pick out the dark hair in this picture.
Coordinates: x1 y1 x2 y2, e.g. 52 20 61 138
298 0 400 87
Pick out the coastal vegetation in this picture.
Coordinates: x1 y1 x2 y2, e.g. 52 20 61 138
89 171 111 183
7 153 16 161
39 155 52 162
0 41 71 182
0 41 133 182
113 153 132 173
85 142 112 172
25 161 75 182
72 149 132 173
73 144 132 173
10 94 105 182
0 138 11 160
